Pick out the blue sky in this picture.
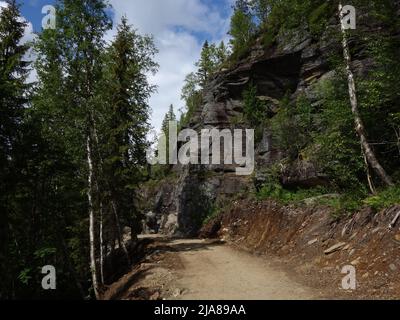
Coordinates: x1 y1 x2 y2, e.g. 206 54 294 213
12 0 233 131
20 0 54 32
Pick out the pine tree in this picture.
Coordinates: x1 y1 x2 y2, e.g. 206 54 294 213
229 0 256 54
160 104 176 166
180 72 203 127
216 41 229 66
0 0 31 299
161 104 176 134
196 41 216 88
161 104 176 140
100 16 158 266
0 0 30 192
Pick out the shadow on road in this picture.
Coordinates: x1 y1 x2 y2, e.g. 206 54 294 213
148 237 225 254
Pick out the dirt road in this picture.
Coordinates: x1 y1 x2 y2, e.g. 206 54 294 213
171 239 317 300
113 237 321 300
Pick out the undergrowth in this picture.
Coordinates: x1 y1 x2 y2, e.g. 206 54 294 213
256 182 400 217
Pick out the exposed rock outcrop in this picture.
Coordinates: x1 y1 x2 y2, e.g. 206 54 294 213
281 160 329 188
144 18 381 237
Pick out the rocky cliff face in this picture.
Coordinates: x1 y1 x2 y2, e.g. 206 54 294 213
144 18 381 237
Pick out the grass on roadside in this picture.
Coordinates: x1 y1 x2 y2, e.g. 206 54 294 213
256 182 400 217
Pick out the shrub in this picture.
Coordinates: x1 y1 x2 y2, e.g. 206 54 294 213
270 94 315 161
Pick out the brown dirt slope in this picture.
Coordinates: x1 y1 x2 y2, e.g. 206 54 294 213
201 200 400 299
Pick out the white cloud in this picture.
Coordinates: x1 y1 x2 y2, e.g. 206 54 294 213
148 30 200 133
109 0 228 38
108 0 231 132
1 0 232 132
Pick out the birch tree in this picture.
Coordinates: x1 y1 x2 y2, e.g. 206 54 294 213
34 0 112 299
339 3 394 189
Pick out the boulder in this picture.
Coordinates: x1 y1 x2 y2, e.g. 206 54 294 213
281 160 329 188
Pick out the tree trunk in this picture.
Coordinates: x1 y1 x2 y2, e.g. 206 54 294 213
361 145 376 194
394 127 400 156
339 3 394 188
111 199 131 265
99 202 105 285
87 133 100 300
91 123 131 266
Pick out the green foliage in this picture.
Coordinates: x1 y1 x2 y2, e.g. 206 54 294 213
308 2 333 36
17 269 32 286
261 29 276 47
255 167 368 216
258 0 331 32
28 0 115 299
1 0 158 299
226 0 335 63
270 94 315 161
363 186 400 211
179 73 202 127
159 104 176 174
0 0 30 194
312 186 400 217
196 41 214 87
195 40 229 88
242 83 267 141
100 17 158 225
216 41 229 66
202 196 238 226
253 0 400 216
202 206 220 226
357 35 400 175
229 1 256 56
179 40 228 127
257 184 333 205
250 0 273 23
255 164 330 205
318 194 365 217
34 247 57 259
312 77 367 191
0 0 58 299
161 104 176 135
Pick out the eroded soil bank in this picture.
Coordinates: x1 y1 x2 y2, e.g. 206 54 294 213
201 200 400 299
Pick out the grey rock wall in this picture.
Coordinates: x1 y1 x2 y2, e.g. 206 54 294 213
148 20 375 236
